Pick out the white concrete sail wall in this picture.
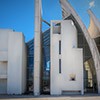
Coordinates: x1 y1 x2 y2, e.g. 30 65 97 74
59 0 100 93
88 10 100 38
34 0 42 96
50 20 83 95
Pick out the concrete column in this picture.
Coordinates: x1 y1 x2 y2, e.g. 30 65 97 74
34 0 42 96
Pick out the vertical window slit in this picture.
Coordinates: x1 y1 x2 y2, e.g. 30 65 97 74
59 59 61 73
59 40 61 54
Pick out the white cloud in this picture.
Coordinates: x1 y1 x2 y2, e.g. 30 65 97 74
89 0 95 8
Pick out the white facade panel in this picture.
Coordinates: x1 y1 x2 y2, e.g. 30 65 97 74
50 20 83 95
0 51 8 61
0 29 12 51
7 32 26 94
0 29 26 94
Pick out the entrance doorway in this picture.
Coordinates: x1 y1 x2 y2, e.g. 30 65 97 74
84 59 98 93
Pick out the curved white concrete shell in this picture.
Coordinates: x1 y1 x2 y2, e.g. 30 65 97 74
88 10 100 38
59 0 100 93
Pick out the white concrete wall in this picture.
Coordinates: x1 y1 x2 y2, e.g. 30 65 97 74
0 30 12 62
0 29 26 94
21 35 27 93
0 51 8 61
0 29 13 51
7 32 26 94
0 29 10 94
50 20 83 95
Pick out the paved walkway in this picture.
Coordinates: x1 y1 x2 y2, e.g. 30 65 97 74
0 94 100 100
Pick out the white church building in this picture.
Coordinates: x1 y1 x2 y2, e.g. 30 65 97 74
0 0 100 95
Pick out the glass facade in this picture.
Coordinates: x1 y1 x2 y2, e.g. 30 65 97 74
42 29 50 94
77 32 97 93
26 29 50 94
26 39 34 93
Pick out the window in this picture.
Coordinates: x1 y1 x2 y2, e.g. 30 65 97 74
53 23 61 34
56 23 61 34
59 40 61 54
59 59 61 73
46 61 50 71
70 74 76 81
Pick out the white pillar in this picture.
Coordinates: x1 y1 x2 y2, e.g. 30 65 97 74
34 0 42 96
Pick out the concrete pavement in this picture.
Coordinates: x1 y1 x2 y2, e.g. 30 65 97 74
0 94 100 100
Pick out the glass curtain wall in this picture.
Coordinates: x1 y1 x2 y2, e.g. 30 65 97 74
26 40 34 93
77 32 97 93
42 29 50 94
26 29 50 94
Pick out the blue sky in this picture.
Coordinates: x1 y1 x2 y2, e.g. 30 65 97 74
0 0 100 42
